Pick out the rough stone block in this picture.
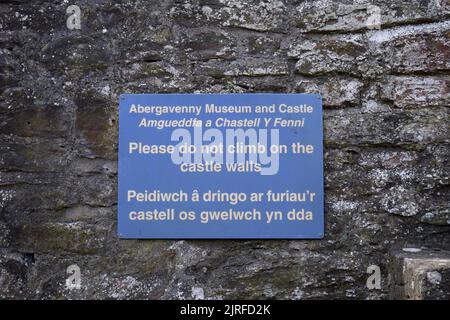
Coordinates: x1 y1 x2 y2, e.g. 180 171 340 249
0 222 11 247
14 222 106 255
325 107 449 147
170 0 287 32
389 248 450 299
0 253 29 299
71 158 117 176
369 22 450 73
244 34 281 57
177 29 236 61
0 104 70 138
195 58 289 77
289 35 370 76
0 136 68 172
74 91 117 159
294 0 448 32
223 59 289 76
381 76 450 108
294 77 363 107
41 35 114 74
218 0 287 32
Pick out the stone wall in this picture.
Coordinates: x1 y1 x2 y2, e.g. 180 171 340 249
0 0 449 299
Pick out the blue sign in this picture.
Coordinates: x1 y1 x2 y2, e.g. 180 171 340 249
118 94 323 238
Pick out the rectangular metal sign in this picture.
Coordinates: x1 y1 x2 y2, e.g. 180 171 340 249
118 94 323 238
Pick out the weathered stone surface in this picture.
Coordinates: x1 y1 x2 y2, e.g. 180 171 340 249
423 269 450 299
217 0 287 32
381 76 450 108
170 0 288 32
289 35 370 76
176 28 237 61
70 158 117 176
244 34 282 57
195 58 289 77
294 77 363 107
324 144 449 223
0 136 68 172
368 22 450 73
0 0 448 300
294 0 449 32
0 222 10 247
13 222 107 255
74 90 117 159
0 104 70 138
0 252 29 299
324 107 449 147
389 248 450 299
288 22 450 77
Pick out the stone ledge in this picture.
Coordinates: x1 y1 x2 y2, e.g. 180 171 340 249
389 247 450 299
